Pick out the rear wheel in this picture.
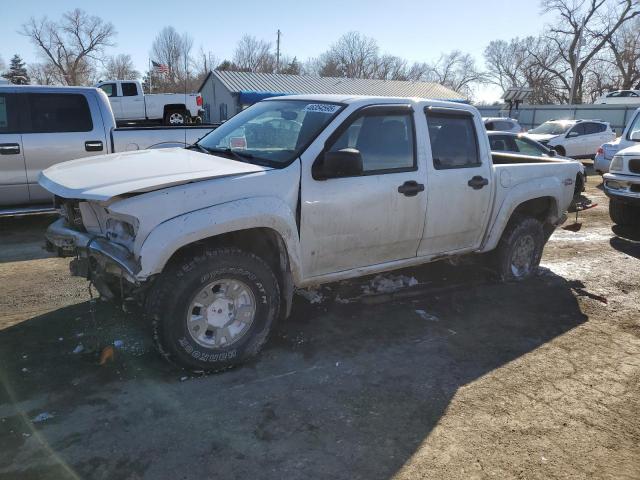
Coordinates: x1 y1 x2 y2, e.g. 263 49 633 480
164 110 186 126
609 199 640 227
148 248 280 372
494 215 544 281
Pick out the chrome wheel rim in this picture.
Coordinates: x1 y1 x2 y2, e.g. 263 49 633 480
187 279 256 349
510 234 535 278
169 112 184 124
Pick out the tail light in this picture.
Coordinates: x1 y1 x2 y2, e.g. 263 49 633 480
596 147 603 156
196 95 203 107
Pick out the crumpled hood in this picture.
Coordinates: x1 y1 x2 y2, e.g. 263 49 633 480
525 133 560 142
39 147 270 201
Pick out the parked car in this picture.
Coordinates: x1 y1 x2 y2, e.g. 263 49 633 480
41 95 581 372
483 117 523 134
0 85 214 215
487 131 586 197
525 119 615 159
594 107 640 174
594 90 640 105
603 144 640 226
96 80 204 125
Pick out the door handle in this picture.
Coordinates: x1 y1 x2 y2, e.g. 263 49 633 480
0 143 20 155
468 176 489 190
398 180 425 197
85 141 104 152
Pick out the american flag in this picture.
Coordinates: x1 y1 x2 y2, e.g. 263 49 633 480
152 60 169 74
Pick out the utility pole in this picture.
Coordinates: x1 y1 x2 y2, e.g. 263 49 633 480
276 29 281 73
569 17 586 105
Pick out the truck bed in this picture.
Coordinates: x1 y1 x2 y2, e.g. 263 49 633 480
111 125 217 152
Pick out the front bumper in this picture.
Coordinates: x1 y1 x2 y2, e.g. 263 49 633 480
603 173 640 207
45 218 140 284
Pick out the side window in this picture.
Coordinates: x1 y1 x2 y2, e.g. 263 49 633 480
514 137 544 156
27 94 93 133
488 135 516 152
568 124 585 137
583 123 605 135
326 111 415 172
99 83 117 97
121 82 138 97
426 112 480 169
0 94 19 133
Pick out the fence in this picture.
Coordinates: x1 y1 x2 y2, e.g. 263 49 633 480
476 104 639 135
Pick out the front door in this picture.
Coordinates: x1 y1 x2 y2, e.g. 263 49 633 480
564 123 587 157
418 107 493 256
21 92 108 203
300 105 427 278
99 82 122 120
0 92 29 206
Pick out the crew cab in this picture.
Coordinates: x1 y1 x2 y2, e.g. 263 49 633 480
603 144 640 226
0 85 214 215
40 95 581 372
96 80 203 125
594 107 640 174
525 119 615 159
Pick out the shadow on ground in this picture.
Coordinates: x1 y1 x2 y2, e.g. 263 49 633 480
0 263 587 480
611 224 640 259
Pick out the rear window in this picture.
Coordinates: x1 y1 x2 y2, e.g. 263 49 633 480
27 93 93 133
584 123 606 134
0 94 19 133
427 112 480 169
121 82 138 97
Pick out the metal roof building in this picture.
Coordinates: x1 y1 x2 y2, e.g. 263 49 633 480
198 70 465 123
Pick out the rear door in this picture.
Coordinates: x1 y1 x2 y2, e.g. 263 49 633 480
300 104 427 278
21 92 108 203
418 107 493 256
0 92 29 206
120 82 145 120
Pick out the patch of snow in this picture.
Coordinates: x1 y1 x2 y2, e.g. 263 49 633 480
296 288 324 304
72 343 84 354
361 274 419 295
415 309 439 322
32 412 54 423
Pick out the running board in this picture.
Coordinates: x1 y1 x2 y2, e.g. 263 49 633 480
0 205 58 217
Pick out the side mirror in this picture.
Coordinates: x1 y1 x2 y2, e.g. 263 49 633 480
630 131 640 142
319 148 363 179
567 131 579 138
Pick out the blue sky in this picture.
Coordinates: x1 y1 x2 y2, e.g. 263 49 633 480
0 0 551 102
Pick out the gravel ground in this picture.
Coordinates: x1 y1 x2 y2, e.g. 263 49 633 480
0 180 638 480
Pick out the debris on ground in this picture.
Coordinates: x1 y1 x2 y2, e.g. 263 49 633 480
113 340 124 349
31 412 54 423
99 346 115 365
361 274 419 295
415 310 439 322
295 287 325 304
72 343 84 354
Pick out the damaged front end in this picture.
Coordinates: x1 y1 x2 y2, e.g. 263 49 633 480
45 198 143 301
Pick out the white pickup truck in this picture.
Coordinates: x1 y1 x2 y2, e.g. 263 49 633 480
0 85 214 215
603 144 640 226
41 95 581 372
96 80 204 125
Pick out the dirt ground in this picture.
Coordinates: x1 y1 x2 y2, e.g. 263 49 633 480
0 177 639 480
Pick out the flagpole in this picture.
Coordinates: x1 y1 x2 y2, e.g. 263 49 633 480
149 58 152 94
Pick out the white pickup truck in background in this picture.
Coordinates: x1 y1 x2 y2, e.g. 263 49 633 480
0 85 214 215
96 80 204 126
41 95 580 372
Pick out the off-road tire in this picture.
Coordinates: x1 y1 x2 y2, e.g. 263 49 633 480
494 215 545 282
609 199 640 227
147 248 280 372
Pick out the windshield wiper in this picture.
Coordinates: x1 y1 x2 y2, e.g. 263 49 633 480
185 142 211 155
207 147 272 167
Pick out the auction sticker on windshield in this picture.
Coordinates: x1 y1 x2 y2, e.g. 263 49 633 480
303 104 341 114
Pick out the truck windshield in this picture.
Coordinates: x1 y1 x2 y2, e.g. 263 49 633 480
528 122 571 135
197 100 345 166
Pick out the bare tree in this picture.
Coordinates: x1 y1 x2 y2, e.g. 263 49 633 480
606 16 640 90
374 54 408 80
150 26 195 92
28 62 58 85
423 50 486 98
322 31 379 78
541 0 640 103
232 35 275 73
0 55 5 74
102 53 139 80
21 8 115 85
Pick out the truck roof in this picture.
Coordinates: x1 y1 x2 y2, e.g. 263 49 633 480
0 84 100 94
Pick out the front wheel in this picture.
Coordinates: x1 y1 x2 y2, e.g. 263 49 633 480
609 199 640 227
148 248 280 372
494 215 544 281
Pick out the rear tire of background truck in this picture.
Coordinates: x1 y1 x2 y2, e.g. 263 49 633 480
148 248 281 372
609 199 640 227
164 110 186 126
494 215 544 282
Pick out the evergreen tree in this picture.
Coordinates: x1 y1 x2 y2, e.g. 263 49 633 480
3 55 30 85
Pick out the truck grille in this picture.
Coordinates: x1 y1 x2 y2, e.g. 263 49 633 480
629 159 640 174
